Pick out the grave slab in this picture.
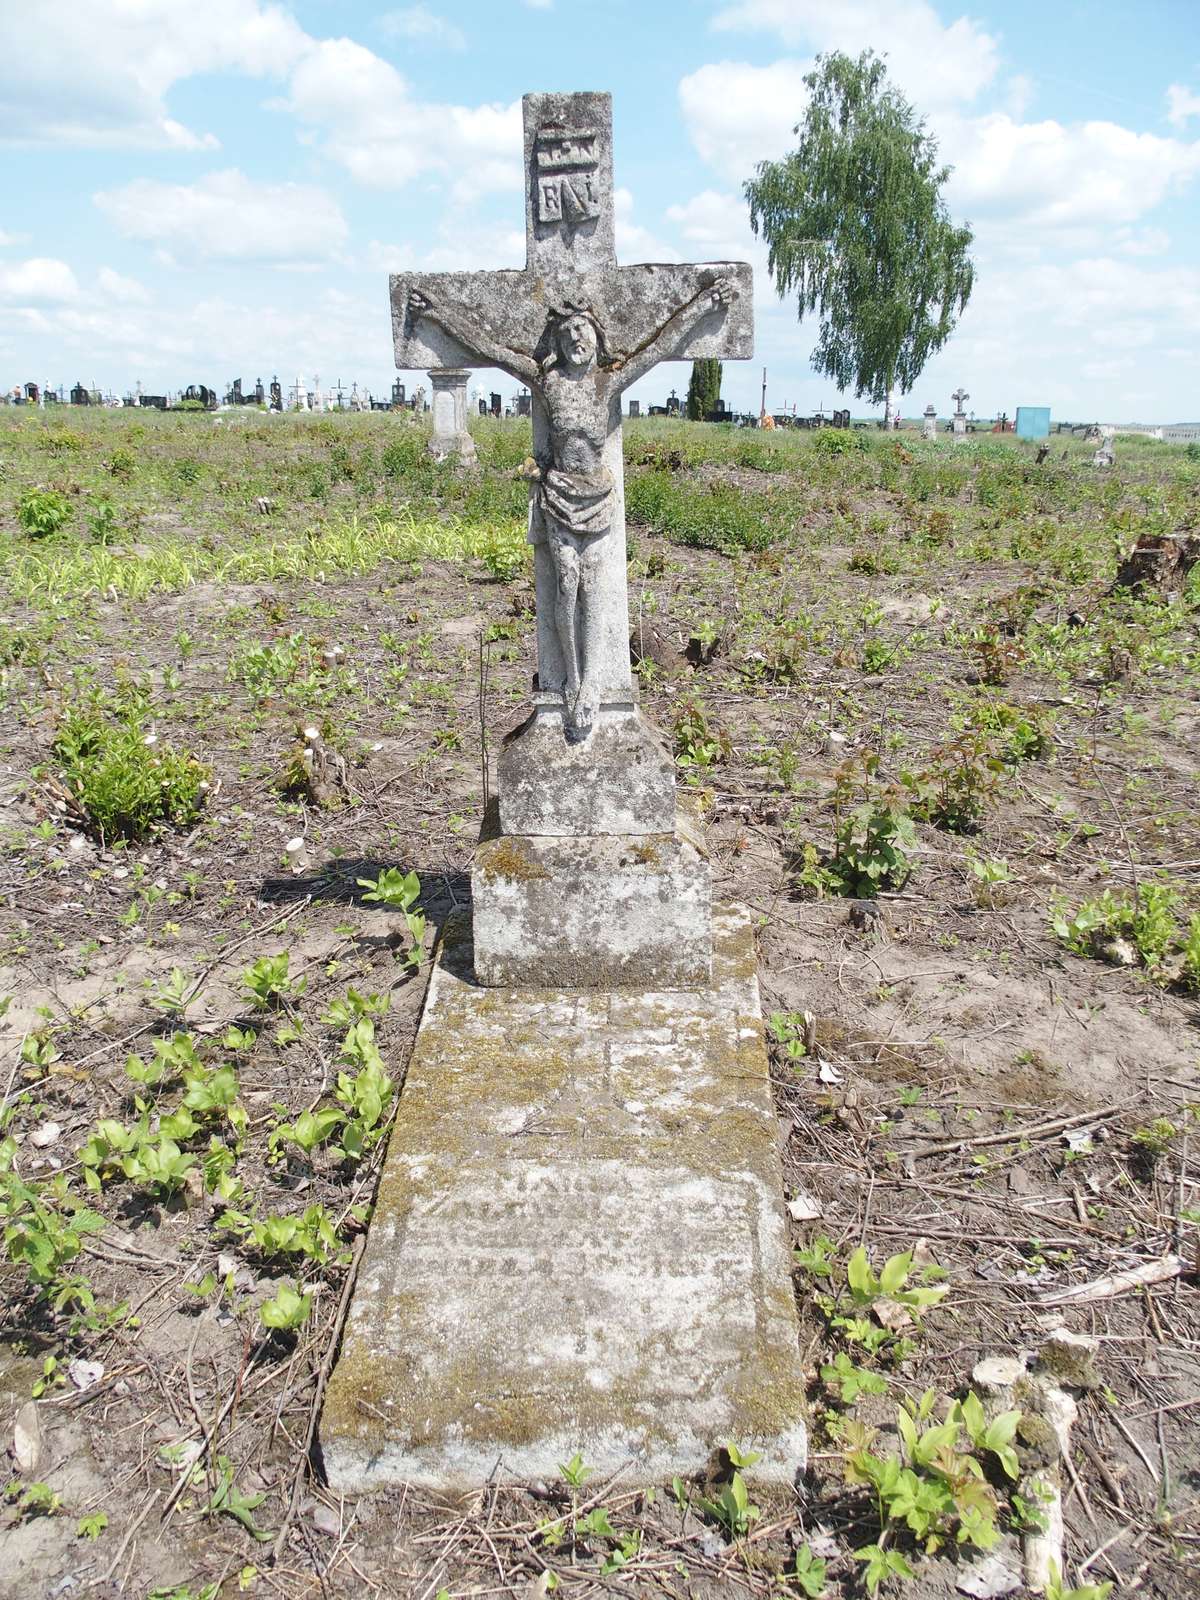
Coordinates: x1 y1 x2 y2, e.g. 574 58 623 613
321 904 808 1492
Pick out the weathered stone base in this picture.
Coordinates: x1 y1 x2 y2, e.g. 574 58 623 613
472 801 711 988
320 905 808 1493
497 703 676 837
427 429 476 463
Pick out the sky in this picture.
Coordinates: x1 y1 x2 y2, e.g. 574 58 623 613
1 0 1198 422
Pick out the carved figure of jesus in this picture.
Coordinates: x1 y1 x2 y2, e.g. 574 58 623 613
407 276 736 734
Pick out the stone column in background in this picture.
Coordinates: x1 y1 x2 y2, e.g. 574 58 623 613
426 368 476 463
922 403 937 440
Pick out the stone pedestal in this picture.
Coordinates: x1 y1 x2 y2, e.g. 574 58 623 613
321 905 808 1493
473 800 710 989
475 702 710 989
427 368 476 462
922 404 937 441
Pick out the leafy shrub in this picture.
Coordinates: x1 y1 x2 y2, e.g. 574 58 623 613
832 796 915 894
673 698 729 768
813 427 868 456
732 438 788 472
923 506 954 543
17 488 72 538
38 428 83 456
87 499 119 545
479 526 528 581
819 755 917 896
108 447 136 479
850 545 902 576
175 458 202 485
959 697 1053 763
52 704 210 843
903 737 1001 833
385 432 428 473
462 476 527 523
970 626 1024 686
861 635 897 673
475 421 532 470
1184 916 1200 992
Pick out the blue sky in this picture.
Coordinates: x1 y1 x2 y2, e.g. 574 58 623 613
1 0 1198 420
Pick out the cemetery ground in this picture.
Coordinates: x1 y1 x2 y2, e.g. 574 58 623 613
0 406 1197 1600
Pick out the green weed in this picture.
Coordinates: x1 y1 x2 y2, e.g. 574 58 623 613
17 488 72 537
52 703 209 843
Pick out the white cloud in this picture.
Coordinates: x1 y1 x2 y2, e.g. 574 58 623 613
282 39 522 199
710 0 1000 109
380 7 467 50
614 188 680 264
917 251 1200 418
666 189 749 253
94 171 349 264
943 113 1200 230
0 0 520 202
679 60 811 183
0 258 80 304
1114 227 1171 258
680 62 1200 240
363 226 526 275
98 267 149 303
0 0 308 149
1167 84 1200 129
0 287 398 393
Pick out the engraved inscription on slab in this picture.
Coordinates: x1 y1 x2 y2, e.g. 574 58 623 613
535 124 602 224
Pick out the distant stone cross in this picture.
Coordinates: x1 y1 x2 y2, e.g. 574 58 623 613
389 92 752 738
951 387 970 415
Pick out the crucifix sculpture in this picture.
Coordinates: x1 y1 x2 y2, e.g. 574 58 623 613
392 92 752 987
389 92 752 745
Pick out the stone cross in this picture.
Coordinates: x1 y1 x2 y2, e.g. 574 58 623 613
951 386 969 438
389 92 752 741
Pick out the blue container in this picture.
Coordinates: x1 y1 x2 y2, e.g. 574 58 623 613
1015 406 1051 440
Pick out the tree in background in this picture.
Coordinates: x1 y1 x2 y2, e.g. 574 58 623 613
686 358 723 421
745 51 974 429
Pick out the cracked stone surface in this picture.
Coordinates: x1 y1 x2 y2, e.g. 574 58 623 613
321 904 808 1492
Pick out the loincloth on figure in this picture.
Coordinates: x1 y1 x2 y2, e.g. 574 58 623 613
528 466 615 545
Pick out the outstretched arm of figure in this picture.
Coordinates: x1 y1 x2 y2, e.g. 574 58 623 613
407 288 540 387
613 275 737 390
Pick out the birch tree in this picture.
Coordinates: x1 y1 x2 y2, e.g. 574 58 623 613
745 51 974 428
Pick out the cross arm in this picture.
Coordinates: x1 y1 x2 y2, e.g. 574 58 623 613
390 273 541 386
613 269 746 389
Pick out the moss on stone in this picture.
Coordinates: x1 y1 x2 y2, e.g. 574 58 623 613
476 837 551 883
1036 1340 1100 1391
626 842 662 868
1015 1409 1060 1470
